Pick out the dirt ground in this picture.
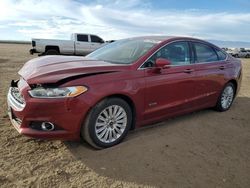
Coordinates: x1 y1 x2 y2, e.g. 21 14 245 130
0 43 250 188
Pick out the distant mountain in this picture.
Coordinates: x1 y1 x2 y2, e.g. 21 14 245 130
208 40 250 49
0 39 250 49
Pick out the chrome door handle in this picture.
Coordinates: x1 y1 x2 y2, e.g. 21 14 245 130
183 69 194 73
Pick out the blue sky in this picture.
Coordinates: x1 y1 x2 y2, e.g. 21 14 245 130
152 0 250 13
0 0 250 42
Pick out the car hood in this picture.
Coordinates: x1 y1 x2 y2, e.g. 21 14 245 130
19 56 129 84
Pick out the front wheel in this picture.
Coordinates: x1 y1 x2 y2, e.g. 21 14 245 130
82 98 132 149
215 82 235 112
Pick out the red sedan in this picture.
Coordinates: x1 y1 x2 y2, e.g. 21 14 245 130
7 36 242 148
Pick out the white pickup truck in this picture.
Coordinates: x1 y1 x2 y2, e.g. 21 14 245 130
30 33 107 56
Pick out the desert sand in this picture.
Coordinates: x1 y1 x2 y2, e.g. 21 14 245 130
0 43 250 188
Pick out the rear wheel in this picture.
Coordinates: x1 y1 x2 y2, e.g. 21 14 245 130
45 49 59 55
82 98 132 149
215 82 235 112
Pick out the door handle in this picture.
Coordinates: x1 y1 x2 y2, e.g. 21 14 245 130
219 65 225 70
183 69 194 73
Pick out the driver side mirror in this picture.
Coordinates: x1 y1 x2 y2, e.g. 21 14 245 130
155 58 171 69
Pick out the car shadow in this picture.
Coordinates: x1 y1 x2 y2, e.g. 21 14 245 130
65 96 250 187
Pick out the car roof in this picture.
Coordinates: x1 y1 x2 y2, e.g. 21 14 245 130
128 35 209 43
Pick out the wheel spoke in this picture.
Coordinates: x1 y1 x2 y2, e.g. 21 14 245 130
96 125 107 134
114 126 122 135
98 116 106 122
108 106 113 118
116 112 126 121
103 109 109 119
116 118 126 123
99 127 108 138
104 128 109 141
96 122 106 127
115 123 125 129
108 129 113 142
112 129 118 139
115 108 123 118
113 105 118 117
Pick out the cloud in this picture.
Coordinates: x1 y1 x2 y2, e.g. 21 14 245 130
0 0 250 41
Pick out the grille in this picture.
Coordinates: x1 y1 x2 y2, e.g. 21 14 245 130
10 87 25 105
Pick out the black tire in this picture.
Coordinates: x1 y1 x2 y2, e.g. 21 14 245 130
215 82 235 112
82 98 132 149
45 49 59 55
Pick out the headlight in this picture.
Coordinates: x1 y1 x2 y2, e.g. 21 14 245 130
28 86 88 98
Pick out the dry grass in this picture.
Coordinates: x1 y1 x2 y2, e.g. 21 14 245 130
0 43 250 188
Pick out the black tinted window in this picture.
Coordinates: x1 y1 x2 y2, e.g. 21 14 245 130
77 35 88 42
145 41 191 67
194 43 218 63
215 48 227 60
91 35 104 43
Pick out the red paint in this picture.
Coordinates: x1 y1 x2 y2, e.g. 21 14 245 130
155 58 171 68
8 37 242 140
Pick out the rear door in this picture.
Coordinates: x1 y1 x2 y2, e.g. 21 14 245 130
90 35 105 51
192 42 228 107
75 34 92 55
144 41 198 121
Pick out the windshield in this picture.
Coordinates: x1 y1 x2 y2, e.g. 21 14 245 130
86 38 161 64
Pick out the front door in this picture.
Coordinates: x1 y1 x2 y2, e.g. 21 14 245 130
143 41 197 121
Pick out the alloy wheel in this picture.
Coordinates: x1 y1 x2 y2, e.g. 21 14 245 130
221 85 234 109
95 105 127 143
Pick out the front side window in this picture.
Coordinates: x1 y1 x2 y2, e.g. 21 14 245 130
143 41 191 67
194 42 218 63
77 35 88 42
91 35 104 43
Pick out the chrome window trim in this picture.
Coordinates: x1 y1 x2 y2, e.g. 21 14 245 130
138 39 228 70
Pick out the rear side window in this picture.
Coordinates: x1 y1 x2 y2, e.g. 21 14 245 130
91 35 104 43
194 42 218 63
77 35 88 42
215 48 227 60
